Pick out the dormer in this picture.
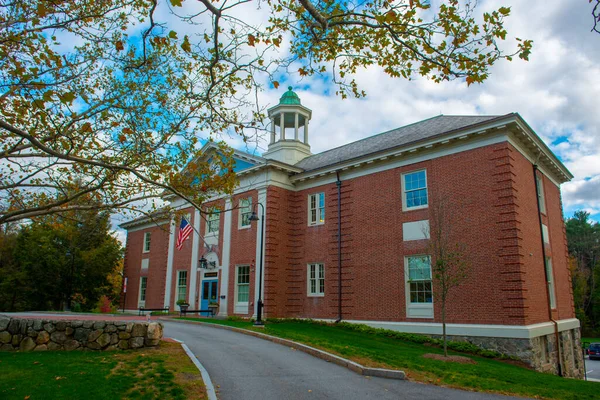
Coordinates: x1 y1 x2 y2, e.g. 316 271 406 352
262 87 312 165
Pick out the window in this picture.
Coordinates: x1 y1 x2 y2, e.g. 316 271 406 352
143 232 151 253
141 259 149 270
406 256 432 304
236 265 250 303
177 270 188 302
139 277 147 305
239 197 252 228
206 209 220 234
308 193 325 225
307 263 325 296
545 257 556 309
402 170 428 210
536 175 546 214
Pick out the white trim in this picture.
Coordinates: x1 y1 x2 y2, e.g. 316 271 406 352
542 224 550 244
164 218 176 309
307 263 325 297
546 257 557 310
122 219 169 233
537 174 547 214
326 318 581 339
188 209 200 308
219 198 232 317
143 232 151 253
401 169 428 211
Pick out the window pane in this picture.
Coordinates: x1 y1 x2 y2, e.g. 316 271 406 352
203 282 209 300
319 264 324 279
238 285 249 302
311 209 317 223
319 193 325 208
319 207 325 223
310 279 316 294
211 282 218 300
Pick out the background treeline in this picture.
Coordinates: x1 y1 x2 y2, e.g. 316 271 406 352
567 211 600 336
0 209 122 312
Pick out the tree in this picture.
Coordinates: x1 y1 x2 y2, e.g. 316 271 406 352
1 0 532 224
2 209 123 311
425 197 470 357
592 0 600 34
0 223 27 311
566 210 600 332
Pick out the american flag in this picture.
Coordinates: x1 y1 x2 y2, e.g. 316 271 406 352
176 217 193 250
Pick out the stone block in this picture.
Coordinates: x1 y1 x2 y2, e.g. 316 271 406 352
32 319 43 331
105 325 117 333
11 334 22 346
43 323 56 334
20 337 36 352
74 328 90 341
0 331 11 344
1 344 14 351
97 333 111 348
131 323 147 338
87 341 102 350
27 327 38 338
71 320 83 328
26 319 33 327
65 327 74 336
118 340 129 350
19 320 28 335
125 322 134 333
146 323 163 340
64 340 80 351
118 332 131 340
129 337 144 349
50 331 67 344
34 344 48 351
93 321 106 330
47 342 62 351
82 320 95 329
36 331 50 344
105 344 119 351
110 333 119 345
7 319 20 335
55 321 67 331
88 329 103 342
115 321 126 327
0 315 9 331
144 338 160 347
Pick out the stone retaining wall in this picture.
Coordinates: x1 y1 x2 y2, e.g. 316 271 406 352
0 315 163 352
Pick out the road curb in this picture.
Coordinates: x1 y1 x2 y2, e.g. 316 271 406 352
161 318 405 380
170 337 218 400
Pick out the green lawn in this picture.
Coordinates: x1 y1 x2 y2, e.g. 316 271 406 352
0 342 205 400
180 317 597 400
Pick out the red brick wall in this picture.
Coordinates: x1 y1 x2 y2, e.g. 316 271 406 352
123 222 169 310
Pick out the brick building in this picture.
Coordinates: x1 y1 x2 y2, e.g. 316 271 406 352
121 87 583 377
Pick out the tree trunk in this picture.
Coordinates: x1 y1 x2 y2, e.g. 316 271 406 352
442 303 447 357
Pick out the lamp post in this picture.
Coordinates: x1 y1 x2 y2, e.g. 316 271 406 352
249 202 265 326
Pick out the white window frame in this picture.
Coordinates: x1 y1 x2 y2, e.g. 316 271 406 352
401 169 429 211
234 265 250 314
536 174 546 214
238 197 252 229
404 255 434 319
308 192 325 226
545 257 556 309
176 270 188 302
138 276 147 307
206 209 220 235
307 263 325 297
143 232 151 253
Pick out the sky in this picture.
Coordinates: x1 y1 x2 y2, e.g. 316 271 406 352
113 0 600 241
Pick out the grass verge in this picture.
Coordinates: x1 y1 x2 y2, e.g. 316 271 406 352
0 341 205 400
179 317 596 400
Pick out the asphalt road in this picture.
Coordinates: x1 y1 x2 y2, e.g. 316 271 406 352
584 356 600 380
162 321 524 400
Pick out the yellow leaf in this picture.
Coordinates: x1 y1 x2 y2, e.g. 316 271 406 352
181 36 191 53
248 34 256 47
168 31 178 39
273 81 279 89
115 41 124 51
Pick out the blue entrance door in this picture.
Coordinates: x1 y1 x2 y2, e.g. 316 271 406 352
200 279 219 310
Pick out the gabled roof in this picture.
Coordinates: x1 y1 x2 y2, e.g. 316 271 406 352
295 115 504 171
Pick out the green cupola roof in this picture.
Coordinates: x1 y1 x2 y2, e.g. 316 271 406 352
279 86 301 105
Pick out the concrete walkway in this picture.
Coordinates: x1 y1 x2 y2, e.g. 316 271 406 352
162 320 525 400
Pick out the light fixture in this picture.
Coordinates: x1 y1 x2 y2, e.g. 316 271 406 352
249 211 259 221
198 256 216 269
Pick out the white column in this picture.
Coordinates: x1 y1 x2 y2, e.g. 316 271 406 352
270 118 276 144
187 208 201 308
219 198 232 317
164 218 176 309
280 112 285 140
304 118 309 144
253 188 267 318
294 113 299 140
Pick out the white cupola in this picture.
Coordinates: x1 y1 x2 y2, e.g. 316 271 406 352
262 86 312 165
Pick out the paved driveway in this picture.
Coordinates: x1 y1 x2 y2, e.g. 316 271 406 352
163 321 524 400
585 356 600 381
